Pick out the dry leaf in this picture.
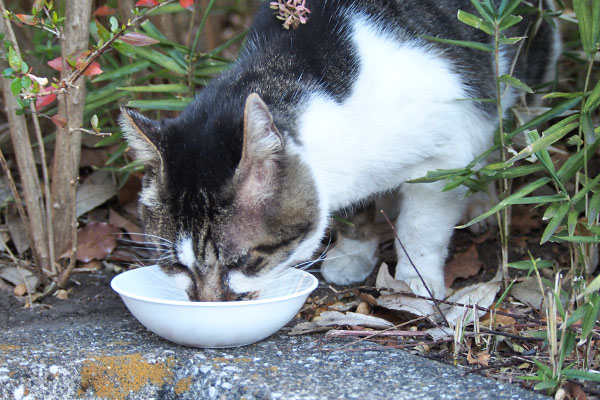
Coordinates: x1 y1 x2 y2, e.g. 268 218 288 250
480 313 516 328
75 222 122 262
316 311 394 329
440 279 502 326
0 267 40 292
76 183 118 217
377 292 435 317
288 321 329 335
444 245 483 288
376 263 411 293
510 277 545 310
426 326 454 341
55 289 69 300
6 211 29 255
563 382 587 400
109 209 144 244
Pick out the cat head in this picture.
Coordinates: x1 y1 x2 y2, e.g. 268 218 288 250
119 93 322 301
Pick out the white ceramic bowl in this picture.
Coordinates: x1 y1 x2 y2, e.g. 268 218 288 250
110 265 318 348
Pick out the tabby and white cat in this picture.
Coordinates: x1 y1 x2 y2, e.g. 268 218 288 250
120 0 559 301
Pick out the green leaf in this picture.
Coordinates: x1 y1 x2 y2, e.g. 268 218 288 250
95 19 111 42
507 259 553 270
544 202 561 221
581 293 600 341
573 0 596 57
585 273 600 296
551 235 600 243
10 78 21 97
499 74 534 93
572 171 600 204
125 45 187 75
109 16 119 33
507 123 578 164
499 14 523 31
557 138 600 183
505 194 568 205
95 131 122 148
589 191 600 222
458 177 551 229
562 369 600 382
420 35 494 52
499 0 523 19
126 98 193 110
7 46 21 71
118 83 188 93
541 202 569 243
498 36 525 45
457 9 494 34
543 91 585 100
91 114 99 129
582 112 596 144
593 0 600 47
565 305 588 328
92 60 151 83
584 79 600 113
470 0 495 22
506 97 582 141
533 379 558 391
567 209 578 236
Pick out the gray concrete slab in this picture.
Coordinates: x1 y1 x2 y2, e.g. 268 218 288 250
0 271 549 400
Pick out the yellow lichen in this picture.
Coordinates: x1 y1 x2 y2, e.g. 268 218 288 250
174 376 192 395
79 353 174 400
0 344 21 351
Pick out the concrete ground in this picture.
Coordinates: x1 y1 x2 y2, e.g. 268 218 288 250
0 270 549 400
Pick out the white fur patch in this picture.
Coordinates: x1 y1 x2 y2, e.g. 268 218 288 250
176 236 196 268
139 179 159 207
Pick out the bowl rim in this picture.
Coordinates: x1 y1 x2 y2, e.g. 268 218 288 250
110 265 318 307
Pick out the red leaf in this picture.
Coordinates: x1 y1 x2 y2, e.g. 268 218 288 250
135 0 159 6
180 0 194 9
120 32 160 46
35 93 56 110
93 5 116 16
82 62 103 77
51 114 67 128
15 14 36 25
47 57 67 71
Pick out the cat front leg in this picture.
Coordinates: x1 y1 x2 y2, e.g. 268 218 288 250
394 181 468 299
320 203 380 285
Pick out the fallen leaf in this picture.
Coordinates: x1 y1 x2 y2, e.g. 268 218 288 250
109 209 144 245
356 302 371 315
76 182 118 217
55 289 69 300
510 277 545 310
376 292 435 317
288 321 329 335
480 313 516 329
440 278 502 327
316 311 394 329
117 172 142 205
0 266 40 292
75 222 122 262
6 211 29 255
120 32 160 46
444 244 483 288
426 326 454 341
328 300 359 312
79 147 109 168
511 204 541 234
376 262 411 293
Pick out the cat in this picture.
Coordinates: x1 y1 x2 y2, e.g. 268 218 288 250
120 0 560 301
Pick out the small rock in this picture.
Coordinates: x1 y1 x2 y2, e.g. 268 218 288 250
55 289 69 300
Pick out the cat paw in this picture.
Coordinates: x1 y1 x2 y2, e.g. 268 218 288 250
320 237 378 285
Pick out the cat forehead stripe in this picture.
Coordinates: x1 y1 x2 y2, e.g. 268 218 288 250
176 237 196 268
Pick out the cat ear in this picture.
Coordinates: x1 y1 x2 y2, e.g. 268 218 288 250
240 93 283 165
234 94 284 207
119 107 163 166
